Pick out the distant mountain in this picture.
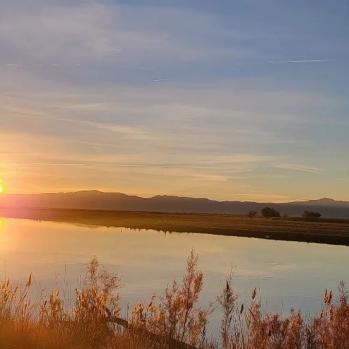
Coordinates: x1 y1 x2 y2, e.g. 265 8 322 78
291 198 349 207
1 191 349 218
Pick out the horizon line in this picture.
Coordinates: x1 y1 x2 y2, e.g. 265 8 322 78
1 190 347 204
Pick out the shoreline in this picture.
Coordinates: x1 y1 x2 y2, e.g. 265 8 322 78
1 207 349 246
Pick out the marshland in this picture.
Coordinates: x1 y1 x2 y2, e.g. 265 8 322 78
1 208 349 245
1 242 349 349
1 217 349 348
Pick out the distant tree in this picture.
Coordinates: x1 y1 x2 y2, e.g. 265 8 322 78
302 210 322 220
248 210 258 219
261 207 281 218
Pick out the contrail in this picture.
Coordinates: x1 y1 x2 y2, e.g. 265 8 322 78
268 59 329 64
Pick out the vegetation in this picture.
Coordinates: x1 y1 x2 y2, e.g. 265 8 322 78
1 253 349 349
247 210 257 219
1 208 349 246
261 207 281 218
302 211 322 220
217 278 349 349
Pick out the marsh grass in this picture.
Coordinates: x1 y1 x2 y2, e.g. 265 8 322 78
0 253 349 349
130 251 210 348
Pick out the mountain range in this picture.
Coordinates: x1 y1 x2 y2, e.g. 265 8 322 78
1 191 349 218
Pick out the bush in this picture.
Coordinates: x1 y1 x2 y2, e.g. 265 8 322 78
131 250 209 347
248 210 258 219
261 207 281 218
302 211 322 220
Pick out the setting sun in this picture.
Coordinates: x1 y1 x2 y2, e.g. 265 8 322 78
0 1 348 348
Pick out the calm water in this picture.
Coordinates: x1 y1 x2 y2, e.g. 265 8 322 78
1 217 349 334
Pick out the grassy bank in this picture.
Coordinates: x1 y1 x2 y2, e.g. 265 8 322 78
0 253 349 349
1 207 349 245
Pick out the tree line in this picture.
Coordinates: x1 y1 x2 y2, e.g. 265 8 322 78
248 208 322 220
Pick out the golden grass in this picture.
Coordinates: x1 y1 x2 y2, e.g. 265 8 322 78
0 253 349 348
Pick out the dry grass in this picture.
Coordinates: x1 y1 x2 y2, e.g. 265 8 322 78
216 274 349 349
0 253 349 349
131 251 210 348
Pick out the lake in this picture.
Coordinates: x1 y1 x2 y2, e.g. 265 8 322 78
1 217 349 337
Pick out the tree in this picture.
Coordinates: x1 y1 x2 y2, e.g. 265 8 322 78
261 207 280 218
248 210 258 219
302 210 322 220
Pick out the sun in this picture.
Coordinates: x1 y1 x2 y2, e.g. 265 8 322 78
0 183 4 194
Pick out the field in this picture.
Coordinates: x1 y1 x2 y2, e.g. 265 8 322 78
1 207 349 245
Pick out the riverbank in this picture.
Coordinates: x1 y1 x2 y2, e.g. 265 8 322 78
1 207 349 245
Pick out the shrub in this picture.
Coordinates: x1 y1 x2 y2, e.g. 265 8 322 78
248 210 258 219
131 250 210 347
261 207 281 218
302 211 322 220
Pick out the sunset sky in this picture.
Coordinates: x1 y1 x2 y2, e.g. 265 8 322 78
0 0 348 202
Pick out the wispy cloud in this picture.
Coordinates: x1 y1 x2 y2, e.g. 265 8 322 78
0 1 242 77
268 59 329 64
273 163 322 174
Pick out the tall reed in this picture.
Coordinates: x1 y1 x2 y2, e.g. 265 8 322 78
0 253 349 349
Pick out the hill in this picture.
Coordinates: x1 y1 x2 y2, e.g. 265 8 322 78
0 191 349 218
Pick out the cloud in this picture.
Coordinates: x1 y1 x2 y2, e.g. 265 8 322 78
0 71 341 166
1 79 331 165
0 0 348 199
0 0 242 79
268 59 329 64
273 163 322 174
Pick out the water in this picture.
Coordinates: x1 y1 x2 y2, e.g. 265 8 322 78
1 217 349 336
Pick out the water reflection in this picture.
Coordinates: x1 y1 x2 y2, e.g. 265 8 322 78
0 218 349 331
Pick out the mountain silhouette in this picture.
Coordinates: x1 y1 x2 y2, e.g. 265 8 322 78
1 191 349 218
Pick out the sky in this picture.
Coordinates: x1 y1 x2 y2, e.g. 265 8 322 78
0 0 348 202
